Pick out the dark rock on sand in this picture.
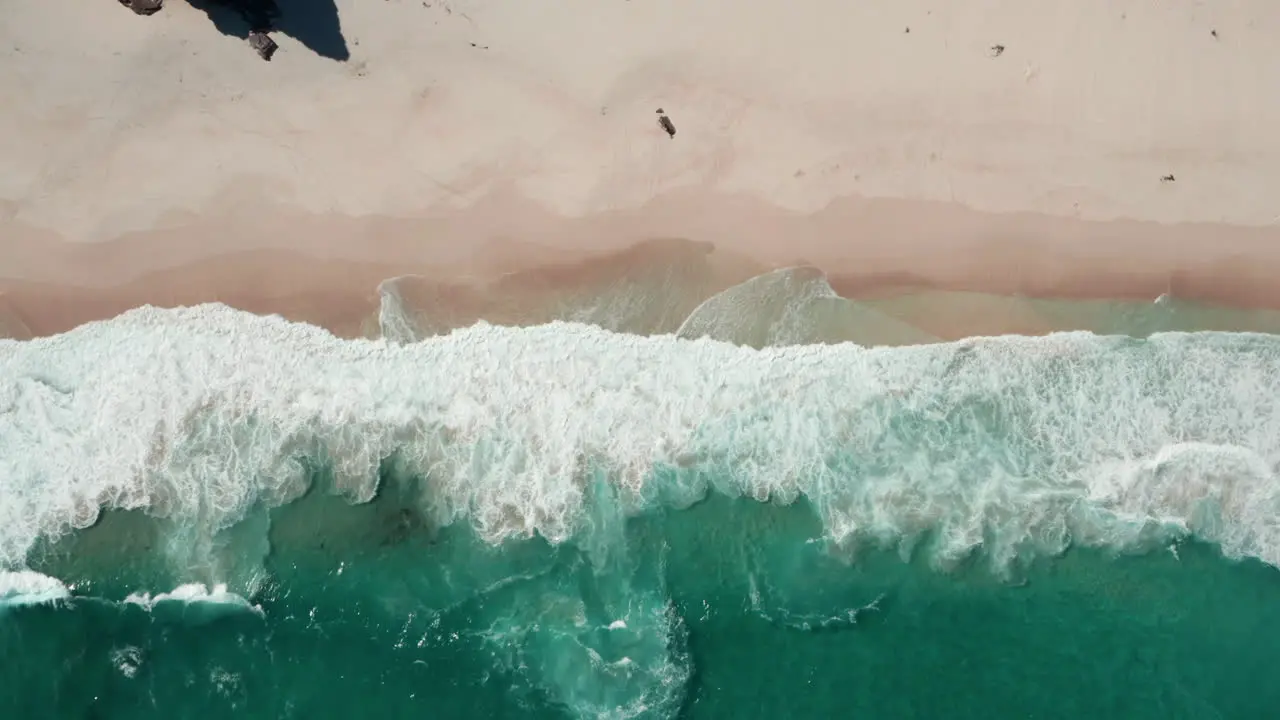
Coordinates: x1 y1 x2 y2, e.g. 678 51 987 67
187 0 350 61
248 30 278 60
119 0 164 15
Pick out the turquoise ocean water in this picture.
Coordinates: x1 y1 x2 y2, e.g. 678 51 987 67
4 266 1280 718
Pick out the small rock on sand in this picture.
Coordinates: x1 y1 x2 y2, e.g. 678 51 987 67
248 31 278 61
119 0 163 16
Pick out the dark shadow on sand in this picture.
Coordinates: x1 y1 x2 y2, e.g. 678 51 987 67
184 0 350 61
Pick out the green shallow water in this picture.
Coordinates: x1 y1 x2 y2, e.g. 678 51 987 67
6 485 1280 719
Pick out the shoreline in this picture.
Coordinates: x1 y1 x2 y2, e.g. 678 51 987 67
4 190 1280 341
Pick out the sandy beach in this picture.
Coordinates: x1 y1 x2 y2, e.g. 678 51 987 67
3 0 1280 339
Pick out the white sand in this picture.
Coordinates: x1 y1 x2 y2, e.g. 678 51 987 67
2 0 1280 332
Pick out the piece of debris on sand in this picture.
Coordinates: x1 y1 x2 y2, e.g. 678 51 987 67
248 31 278 61
656 109 676 138
119 0 163 15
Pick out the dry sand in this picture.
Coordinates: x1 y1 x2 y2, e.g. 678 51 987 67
2 0 1280 338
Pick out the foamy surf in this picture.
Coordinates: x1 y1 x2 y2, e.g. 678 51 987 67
2 304 1280 577
4 304 1280 719
0 570 69 607
124 582 264 622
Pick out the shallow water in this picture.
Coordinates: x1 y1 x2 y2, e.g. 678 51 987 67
4 267 1280 718
8 495 1280 719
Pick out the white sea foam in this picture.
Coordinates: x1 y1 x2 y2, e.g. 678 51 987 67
2 304 1280 573
111 645 144 678
124 582 253 608
124 582 263 620
0 570 70 606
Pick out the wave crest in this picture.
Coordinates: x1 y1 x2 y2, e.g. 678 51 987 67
0 570 69 607
4 305 1280 576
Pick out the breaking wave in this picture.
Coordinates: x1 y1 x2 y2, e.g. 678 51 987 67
4 304 1280 577
8 277 1280 718
0 570 69 607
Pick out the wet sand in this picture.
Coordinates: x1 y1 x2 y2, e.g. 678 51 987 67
4 193 1280 341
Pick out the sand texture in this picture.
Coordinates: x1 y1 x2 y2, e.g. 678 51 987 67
3 0 1280 336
